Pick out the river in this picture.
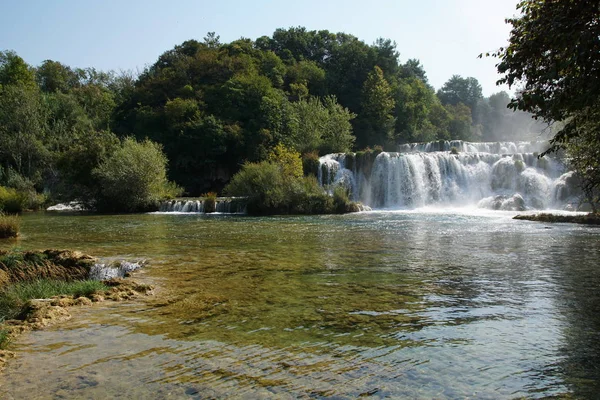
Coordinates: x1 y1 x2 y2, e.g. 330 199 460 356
1 210 599 399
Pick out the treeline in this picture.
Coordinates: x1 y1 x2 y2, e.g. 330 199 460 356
1 27 541 205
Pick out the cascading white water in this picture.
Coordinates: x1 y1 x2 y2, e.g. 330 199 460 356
158 198 248 214
320 140 579 211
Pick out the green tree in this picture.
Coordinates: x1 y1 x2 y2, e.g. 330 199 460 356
437 75 483 121
394 77 438 143
267 143 303 179
567 113 600 212
55 130 120 203
0 84 48 184
285 60 326 97
0 51 36 89
36 60 80 93
493 0 600 152
445 103 474 141
320 96 356 154
359 65 396 147
284 96 355 154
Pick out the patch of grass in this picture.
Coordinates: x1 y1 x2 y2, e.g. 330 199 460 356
0 279 108 320
0 251 26 269
0 324 10 349
0 318 12 349
0 213 19 239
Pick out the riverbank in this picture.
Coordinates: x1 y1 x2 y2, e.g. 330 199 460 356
0 249 154 371
514 212 600 225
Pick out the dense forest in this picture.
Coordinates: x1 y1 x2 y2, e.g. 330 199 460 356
0 27 544 211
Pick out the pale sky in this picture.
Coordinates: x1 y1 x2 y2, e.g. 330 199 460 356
0 0 519 96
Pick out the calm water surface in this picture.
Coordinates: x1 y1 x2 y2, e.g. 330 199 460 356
1 210 599 399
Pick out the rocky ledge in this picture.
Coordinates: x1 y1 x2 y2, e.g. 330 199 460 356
514 213 600 225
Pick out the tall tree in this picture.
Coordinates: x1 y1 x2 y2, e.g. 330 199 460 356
492 0 600 152
359 66 395 148
0 50 36 89
437 75 483 121
36 60 80 93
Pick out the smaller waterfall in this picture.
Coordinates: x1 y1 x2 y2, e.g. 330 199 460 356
89 260 146 280
319 140 580 211
158 197 248 214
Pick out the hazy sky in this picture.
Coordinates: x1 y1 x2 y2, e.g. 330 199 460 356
1 0 520 96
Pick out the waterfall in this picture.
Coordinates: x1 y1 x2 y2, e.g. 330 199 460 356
319 140 580 211
158 197 248 214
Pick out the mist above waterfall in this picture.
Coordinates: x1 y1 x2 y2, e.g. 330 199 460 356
320 140 579 211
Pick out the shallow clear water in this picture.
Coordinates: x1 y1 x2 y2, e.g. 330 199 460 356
1 210 599 399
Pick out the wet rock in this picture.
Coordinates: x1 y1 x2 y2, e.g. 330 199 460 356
478 194 526 211
24 300 72 329
90 294 105 302
0 350 16 372
75 297 93 306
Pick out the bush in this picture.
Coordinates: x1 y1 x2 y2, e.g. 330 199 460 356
224 160 359 215
202 192 217 213
0 186 26 213
0 213 19 239
93 138 182 212
333 186 351 213
450 146 459 155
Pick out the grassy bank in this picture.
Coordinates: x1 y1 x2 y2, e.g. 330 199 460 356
0 279 107 321
0 249 95 285
0 213 19 239
0 249 153 353
514 213 600 225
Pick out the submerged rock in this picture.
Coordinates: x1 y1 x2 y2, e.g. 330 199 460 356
478 194 526 211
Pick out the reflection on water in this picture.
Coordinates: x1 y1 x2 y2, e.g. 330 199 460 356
1 210 599 398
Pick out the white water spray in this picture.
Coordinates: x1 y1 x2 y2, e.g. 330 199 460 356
320 140 579 210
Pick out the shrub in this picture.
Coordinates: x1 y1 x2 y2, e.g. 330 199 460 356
333 186 351 213
450 146 459 155
0 187 26 213
202 192 217 213
0 213 19 239
93 138 182 212
268 143 303 179
225 145 362 215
